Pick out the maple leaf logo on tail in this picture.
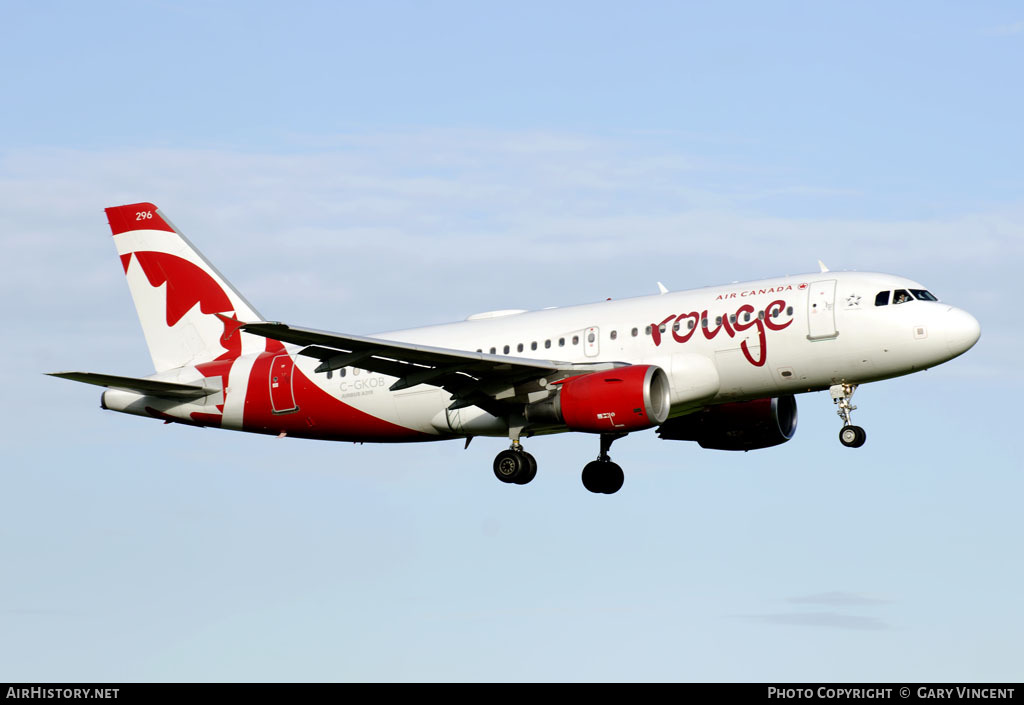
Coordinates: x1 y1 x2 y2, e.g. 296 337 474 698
105 202 265 372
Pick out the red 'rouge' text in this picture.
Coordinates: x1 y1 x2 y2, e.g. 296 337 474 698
650 299 793 367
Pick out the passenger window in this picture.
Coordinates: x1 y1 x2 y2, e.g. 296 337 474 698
476 349 482 353
645 325 652 335
631 327 638 337
658 324 666 334
672 321 680 332
544 340 551 349
530 342 537 351
701 318 708 328
875 291 890 306
744 312 751 323
503 345 510 354
489 347 496 354
610 330 617 340
572 335 579 345
517 343 524 352
729 314 736 324
893 289 912 305
339 368 347 378
715 316 722 326
786 306 793 316
558 338 565 347
688 319 695 330
758 311 765 320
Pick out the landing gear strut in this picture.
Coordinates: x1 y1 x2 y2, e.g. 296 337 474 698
581 433 626 494
493 441 537 485
831 383 866 448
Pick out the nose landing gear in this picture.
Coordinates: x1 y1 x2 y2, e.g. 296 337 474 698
839 424 867 448
831 383 866 448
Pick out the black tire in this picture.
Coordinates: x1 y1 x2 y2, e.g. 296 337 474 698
515 452 537 485
851 426 866 448
839 425 867 448
493 449 524 483
581 460 605 493
602 462 624 494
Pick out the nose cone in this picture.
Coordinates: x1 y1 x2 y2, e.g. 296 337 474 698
945 307 981 357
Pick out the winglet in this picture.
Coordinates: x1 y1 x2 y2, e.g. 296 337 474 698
818 260 830 273
214 312 247 341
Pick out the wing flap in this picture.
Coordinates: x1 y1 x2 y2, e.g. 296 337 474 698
48 372 217 400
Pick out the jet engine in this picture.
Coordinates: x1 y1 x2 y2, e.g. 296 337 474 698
657 395 797 450
526 365 671 433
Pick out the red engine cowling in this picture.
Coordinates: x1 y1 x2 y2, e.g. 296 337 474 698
526 365 671 433
657 395 797 450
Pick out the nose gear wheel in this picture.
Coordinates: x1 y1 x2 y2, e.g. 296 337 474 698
830 383 867 448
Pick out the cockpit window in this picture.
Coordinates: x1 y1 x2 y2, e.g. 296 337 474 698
875 291 890 306
892 289 913 305
911 289 938 302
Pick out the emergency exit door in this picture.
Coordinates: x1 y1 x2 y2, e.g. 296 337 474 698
584 327 600 357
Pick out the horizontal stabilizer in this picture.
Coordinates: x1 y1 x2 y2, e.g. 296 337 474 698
47 372 217 400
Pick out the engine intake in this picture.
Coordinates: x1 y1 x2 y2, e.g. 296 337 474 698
526 365 671 433
657 395 797 450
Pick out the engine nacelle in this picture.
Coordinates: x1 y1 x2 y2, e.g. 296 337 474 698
657 395 797 450
526 365 671 433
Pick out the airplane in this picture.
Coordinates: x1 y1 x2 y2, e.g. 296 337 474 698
50 202 981 494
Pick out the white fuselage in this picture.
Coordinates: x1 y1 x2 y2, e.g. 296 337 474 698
106 270 977 442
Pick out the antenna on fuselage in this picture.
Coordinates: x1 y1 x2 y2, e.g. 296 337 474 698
657 282 669 295
818 260 830 273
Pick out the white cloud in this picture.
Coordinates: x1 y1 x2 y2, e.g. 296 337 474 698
740 612 890 630
1 130 1017 374
787 591 893 606
985 21 1024 36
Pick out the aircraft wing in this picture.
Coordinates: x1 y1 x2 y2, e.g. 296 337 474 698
239 321 614 414
47 372 217 400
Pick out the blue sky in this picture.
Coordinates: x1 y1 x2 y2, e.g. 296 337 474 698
1 1 1021 682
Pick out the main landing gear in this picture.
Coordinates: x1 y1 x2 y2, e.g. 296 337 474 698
490 434 628 494
581 433 625 495
831 383 867 448
493 443 537 485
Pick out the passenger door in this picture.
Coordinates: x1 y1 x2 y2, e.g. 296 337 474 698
807 280 838 340
269 354 299 413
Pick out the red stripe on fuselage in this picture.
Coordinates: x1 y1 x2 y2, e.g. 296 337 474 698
241 352 429 442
